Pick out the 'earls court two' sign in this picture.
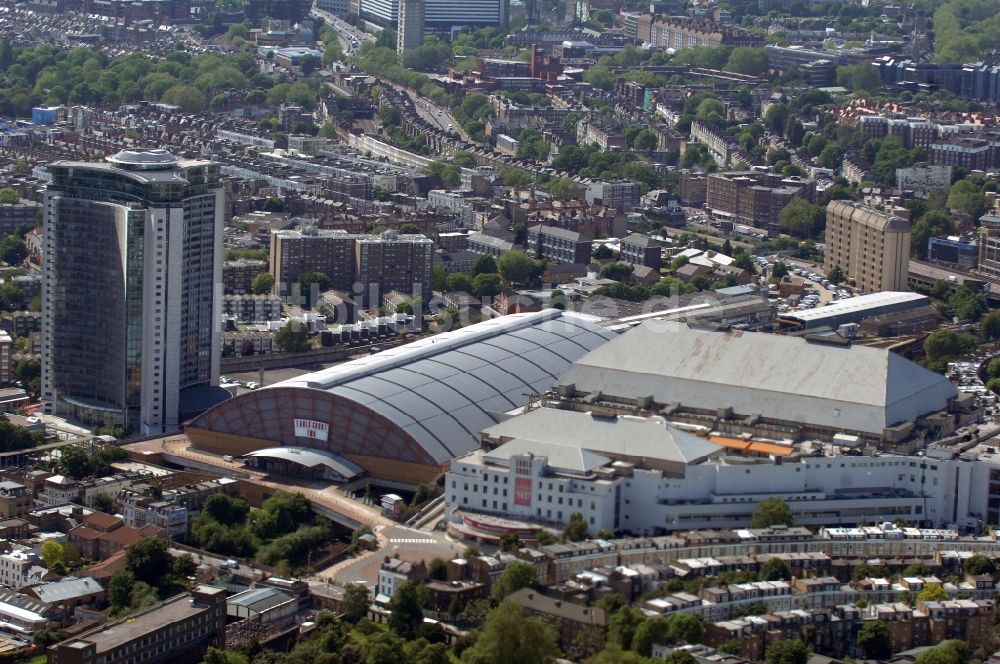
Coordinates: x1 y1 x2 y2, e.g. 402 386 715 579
293 418 329 441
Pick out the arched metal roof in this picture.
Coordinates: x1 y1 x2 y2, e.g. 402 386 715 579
191 310 616 465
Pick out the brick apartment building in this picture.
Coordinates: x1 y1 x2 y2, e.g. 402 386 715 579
526 225 592 264
706 171 816 230
270 229 433 308
824 200 911 293
637 16 764 49
620 234 663 269
48 585 226 664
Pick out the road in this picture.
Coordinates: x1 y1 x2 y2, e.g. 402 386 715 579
160 437 392 529
317 524 464 590
170 546 263 581
310 7 374 53
155 436 462 589
395 83 469 142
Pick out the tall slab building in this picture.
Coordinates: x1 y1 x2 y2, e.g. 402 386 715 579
398 0 426 54
42 149 224 435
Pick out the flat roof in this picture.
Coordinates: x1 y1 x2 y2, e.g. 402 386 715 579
63 587 224 653
558 321 958 434
480 407 722 467
783 291 928 323
30 577 102 604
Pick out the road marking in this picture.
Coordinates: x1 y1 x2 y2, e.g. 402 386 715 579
389 538 437 544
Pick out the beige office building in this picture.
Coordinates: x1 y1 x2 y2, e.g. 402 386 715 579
825 200 911 293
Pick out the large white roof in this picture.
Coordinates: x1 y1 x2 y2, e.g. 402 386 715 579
557 322 958 435
481 407 722 467
783 291 929 324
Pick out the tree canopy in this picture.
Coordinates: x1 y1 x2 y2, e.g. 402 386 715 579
498 251 534 285
461 600 559 664
491 561 537 601
750 497 795 528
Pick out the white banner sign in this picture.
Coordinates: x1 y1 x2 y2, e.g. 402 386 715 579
293 418 329 441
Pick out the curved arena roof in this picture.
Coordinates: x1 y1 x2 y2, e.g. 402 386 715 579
188 310 616 469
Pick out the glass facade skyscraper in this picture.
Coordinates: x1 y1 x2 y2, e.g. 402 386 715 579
42 149 224 435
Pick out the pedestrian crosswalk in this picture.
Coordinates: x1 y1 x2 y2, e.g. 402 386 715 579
390 537 437 544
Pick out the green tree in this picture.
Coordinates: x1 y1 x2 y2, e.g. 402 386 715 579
947 180 987 218
498 251 533 285
491 561 537 601
588 645 652 664
785 118 805 146
818 144 844 170
0 235 26 266
778 199 824 239
548 177 582 201
911 210 955 259
916 583 949 602
203 646 250 664
599 262 632 282
924 329 976 372
428 557 448 581
826 265 844 284
633 616 671 656
389 581 427 638
549 288 566 310
342 582 371 622
763 103 789 135
472 273 502 298
299 54 320 76
161 83 205 113
914 641 967 664
633 130 658 151
0 188 18 204
499 166 533 187
461 600 559 664
695 98 725 120
759 557 792 581
837 63 881 93
446 273 473 294
40 540 65 569
274 321 310 353
725 47 769 75
108 569 135 608
582 66 615 90
563 512 589 542
473 254 498 276
608 606 646 650
964 553 997 576
733 253 757 275
664 650 699 664
432 264 448 291
981 311 1000 341
751 497 795 528
59 445 92 479
126 537 172 589
667 613 705 644
950 284 987 321
765 639 809 664
298 271 331 307
203 493 249 527
771 262 789 279
251 272 275 295
857 621 892 660
903 562 933 577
